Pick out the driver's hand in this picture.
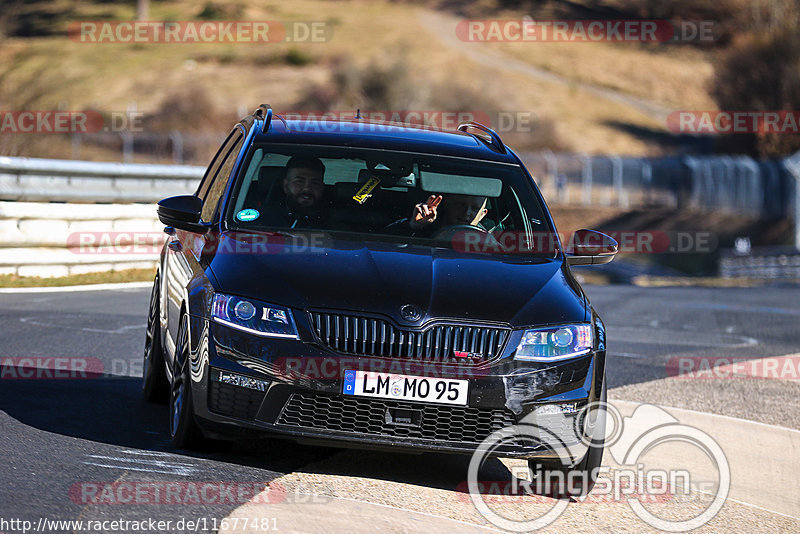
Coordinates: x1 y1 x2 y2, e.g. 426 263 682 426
410 195 441 230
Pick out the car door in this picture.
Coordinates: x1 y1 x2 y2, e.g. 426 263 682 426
162 127 246 356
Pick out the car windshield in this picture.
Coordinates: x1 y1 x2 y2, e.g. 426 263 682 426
223 144 556 256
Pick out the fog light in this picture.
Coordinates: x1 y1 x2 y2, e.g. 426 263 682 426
211 368 270 392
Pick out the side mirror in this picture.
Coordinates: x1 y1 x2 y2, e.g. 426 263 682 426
566 229 618 266
157 195 210 234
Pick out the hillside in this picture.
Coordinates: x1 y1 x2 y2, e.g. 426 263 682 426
0 0 718 163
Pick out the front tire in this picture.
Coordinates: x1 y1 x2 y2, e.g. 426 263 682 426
169 313 204 449
142 277 169 403
528 382 607 498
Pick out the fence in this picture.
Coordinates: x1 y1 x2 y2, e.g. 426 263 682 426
0 151 798 277
67 132 226 165
519 152 796 220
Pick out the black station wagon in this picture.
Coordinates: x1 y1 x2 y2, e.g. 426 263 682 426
143 105 617 493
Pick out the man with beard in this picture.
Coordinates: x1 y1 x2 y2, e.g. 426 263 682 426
259 156 328 228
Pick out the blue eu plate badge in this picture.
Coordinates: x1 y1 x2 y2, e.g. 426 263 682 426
343 370 356 395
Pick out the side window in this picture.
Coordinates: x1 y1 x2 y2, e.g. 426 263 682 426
196 129 240 200
200 130 245 222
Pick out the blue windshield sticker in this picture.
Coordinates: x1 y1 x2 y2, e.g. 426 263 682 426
236 209 260 222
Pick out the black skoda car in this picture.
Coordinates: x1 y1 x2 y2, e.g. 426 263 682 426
143 105 617 486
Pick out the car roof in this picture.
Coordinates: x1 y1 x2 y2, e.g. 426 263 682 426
250 117 520 164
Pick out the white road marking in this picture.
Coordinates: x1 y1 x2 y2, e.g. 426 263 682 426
0 282 152 293
83 454 198 476
82 462 196 476
19 316 144 334
119 449 178 457
683 302 800 316
610 326 758 348
609 352 646 359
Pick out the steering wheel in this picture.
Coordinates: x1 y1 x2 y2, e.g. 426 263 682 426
431 224 486 239
431 224 503 252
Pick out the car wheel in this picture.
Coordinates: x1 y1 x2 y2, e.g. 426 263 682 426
169 313 204 449
142 277 169 403
529 381 607 498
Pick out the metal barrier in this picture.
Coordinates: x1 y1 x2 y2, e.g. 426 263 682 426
520 152 795 220
0 157 204 276
719 247 800 279
0 156 202 203
0 153 798 277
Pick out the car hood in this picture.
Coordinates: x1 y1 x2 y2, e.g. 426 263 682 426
206 232 587 327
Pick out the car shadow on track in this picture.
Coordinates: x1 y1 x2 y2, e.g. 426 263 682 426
0 369 551 502
0 372 338 472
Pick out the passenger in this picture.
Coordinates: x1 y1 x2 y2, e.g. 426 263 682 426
393 194 488 236
410 194 489 230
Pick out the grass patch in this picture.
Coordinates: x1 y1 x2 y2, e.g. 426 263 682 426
0 268 156 288
633 276 800 288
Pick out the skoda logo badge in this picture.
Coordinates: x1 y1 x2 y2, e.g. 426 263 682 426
399 304 422 322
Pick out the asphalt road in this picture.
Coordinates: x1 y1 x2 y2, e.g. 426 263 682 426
0 283 797 533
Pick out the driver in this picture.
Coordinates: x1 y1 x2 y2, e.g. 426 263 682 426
258 156 328 228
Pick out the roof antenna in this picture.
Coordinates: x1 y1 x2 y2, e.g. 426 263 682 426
356 108 361 119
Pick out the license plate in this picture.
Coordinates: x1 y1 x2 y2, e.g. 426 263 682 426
342 370 469 406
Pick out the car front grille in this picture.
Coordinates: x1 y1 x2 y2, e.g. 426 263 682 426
308 311 509 364
276 390 518 445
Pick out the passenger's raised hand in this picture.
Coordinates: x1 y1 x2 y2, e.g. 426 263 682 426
410 194 442 230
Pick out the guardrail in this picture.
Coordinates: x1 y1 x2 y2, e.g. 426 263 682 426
0 156 202 203
719 247 800 279
0 157 204 276
0 154 798 278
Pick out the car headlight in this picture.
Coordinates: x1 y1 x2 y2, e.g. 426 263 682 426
211 293 298 338
514 324 593 361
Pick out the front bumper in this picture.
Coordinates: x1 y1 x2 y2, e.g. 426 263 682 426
187 319 606 459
